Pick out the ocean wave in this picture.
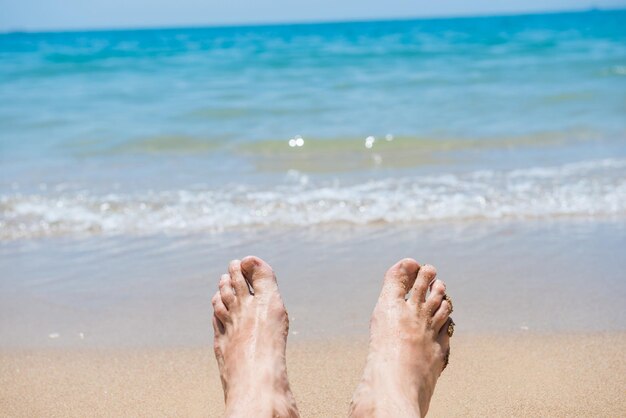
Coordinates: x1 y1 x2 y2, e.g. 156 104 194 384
1 159 625 240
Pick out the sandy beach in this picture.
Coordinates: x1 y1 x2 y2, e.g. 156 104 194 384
1 221 625 416
2 333 625 417
2 10 626 417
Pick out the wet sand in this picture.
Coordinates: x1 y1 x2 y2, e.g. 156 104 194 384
2 220 625 348
1 333 624 417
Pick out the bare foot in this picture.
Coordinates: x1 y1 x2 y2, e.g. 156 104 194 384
349 259 453 418
212 256 300 418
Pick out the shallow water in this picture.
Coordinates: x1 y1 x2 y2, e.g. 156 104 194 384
1 220 624 348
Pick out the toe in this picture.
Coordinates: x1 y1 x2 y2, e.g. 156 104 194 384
381 258 420 299
240 256 278 296
424 279 446 314
219 274 237 309
212 291 230 324
410 264 437 305
432 299 452 331
229 259 251 297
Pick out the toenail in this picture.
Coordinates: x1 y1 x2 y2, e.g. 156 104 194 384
244 256 259 265
398 258 419 274
423 265 437 274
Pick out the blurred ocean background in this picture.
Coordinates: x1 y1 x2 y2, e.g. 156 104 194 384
1 9 625 239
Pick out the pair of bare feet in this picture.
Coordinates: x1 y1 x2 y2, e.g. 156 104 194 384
212 256 453 418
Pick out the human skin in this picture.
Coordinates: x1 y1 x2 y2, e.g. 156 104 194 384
211 256 452 418
349 259 452 418
211 256 299 418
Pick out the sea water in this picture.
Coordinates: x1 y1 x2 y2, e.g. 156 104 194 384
1 10 625 239
1 10 626 346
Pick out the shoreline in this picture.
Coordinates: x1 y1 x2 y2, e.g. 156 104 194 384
2 219 625 349
2 220 625 416
2 332 625 417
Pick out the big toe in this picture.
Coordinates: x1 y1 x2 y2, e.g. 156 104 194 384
381 258 420 299
240 256 278 295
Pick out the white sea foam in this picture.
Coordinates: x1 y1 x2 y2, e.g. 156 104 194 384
1 159 625 240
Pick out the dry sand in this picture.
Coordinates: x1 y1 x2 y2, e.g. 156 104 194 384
1 333 625 417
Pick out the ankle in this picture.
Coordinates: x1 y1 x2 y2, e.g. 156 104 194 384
350 389 422 418
224 369 298 418
225 389 298 418
350 360 428 418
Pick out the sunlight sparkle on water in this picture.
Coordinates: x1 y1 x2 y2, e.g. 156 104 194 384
289 135 305 147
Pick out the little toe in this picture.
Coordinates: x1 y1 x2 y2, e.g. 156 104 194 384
212 291 230 324
381 258 420 299
432 299 452 331
219 274 237 309
410 264 437 305
240 256 278 296
229 259 251 297
424 279 446 314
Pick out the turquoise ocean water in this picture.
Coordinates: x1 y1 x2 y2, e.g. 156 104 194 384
1 10 625 239
1 10 626 346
